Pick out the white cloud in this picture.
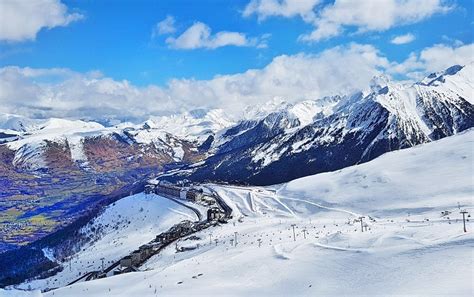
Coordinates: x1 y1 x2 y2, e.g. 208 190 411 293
243 0 320 22
389 42 474 79
419 43 474 71
441 35 464 47
1 42 470 123
303 0 452 41
152 15 176 38
390 33 416 44
0 0 83 42
0 43 392 122
165 22 256 49
243 0 452 42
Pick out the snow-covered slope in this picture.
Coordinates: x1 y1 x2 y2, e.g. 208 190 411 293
13 193 197 292
0 113 45 132
1 116 204 171
23 129 473 297
281 129 473 214
4 118 106 169
188 63 473 185
146 109 234 143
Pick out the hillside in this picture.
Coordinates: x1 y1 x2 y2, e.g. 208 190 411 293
11 129 471 296
0 117 205 254
10 193 197 292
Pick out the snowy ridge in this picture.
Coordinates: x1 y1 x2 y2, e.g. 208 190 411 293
146 108 234 143
187 63 473 185
1 117 201 169
1 63 473 182
4 119 106 168
281 128 474 213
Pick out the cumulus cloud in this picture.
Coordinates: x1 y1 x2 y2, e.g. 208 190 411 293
0 0 83 42
1 42 471 123
242 0 452 42
243 0 320 22
302 0 452 41
151 15 176 38
390 33 416 44
390 42 474 79
0 43 392 122
165 22 259 49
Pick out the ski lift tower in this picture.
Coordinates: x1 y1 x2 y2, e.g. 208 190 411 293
460 210 470 232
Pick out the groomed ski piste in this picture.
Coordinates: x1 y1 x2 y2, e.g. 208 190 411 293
3 129 473 297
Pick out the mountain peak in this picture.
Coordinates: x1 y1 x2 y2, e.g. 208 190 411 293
369 74 391 93
419 63 469 86
243 97 290 120
188 108 208 119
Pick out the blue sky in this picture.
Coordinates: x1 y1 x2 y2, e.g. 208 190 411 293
1 0 472 86
0 0 473 122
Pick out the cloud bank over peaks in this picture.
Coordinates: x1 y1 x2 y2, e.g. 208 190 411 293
0 42 471 124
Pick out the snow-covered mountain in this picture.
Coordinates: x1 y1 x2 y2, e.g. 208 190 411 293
1 63 472 184
185 63 473 185
146 108 234 143
0 115 207 172
8 128 473 296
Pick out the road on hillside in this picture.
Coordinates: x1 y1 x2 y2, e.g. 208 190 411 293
158 195 204 222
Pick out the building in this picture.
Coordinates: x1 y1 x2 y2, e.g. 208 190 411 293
144 184 155 194
131 251 141 264
156 232 173 243
155 183 181 198
207 207 225 221
139 245 152 259
200 195 216 206
186 188 204 202
114 266 137 275
120 256 132 268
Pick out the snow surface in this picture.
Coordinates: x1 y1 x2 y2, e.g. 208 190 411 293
4 118 107 168
147 109 234 143
1 116 196 168
11 130 470 297
282 128 474 215
12 193 197 292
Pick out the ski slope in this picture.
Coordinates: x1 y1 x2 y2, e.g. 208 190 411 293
280 128 474 215
7 130 474 296
10 193 197 292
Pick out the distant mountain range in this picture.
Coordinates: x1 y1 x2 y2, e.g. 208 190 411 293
184 62 474 184
1 63 473 185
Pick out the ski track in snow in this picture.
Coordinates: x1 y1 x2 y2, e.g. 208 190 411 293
278 196 361 217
